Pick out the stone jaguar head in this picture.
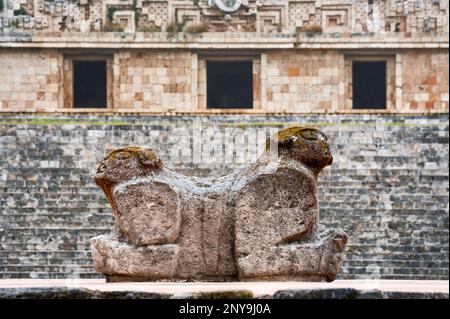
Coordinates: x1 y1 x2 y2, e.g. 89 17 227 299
266 127 333 175
95 146 163 190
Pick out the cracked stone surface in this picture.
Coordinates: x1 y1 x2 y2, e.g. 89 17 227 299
90 127 348 281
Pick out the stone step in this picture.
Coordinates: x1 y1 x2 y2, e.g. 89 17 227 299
0 279 447 299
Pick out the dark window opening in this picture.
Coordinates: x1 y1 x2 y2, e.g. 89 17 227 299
352 61 386 109
73 60 107 108
207 61 253 109
368 0 374 15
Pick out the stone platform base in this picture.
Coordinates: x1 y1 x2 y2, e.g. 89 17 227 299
0 279 447 299
105 275 239 283
105 275 329 283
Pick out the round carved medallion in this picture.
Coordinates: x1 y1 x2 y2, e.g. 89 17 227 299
215 0 242 13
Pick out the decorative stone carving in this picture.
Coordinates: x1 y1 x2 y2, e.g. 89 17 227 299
113 10 136 33
90 127 348 282
215 0 242 13
0 0 448 34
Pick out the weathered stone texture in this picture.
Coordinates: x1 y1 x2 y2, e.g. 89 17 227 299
0 286 447 299
0 49 61 112
265 50 342 112
0 49 448 113
0 0 448 34
116 51 194 111
91 128 347 281
0 114 448 279
401 50 449 112
91 235 179 280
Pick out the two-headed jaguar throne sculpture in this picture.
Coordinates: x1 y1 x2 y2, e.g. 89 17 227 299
90 127 348 282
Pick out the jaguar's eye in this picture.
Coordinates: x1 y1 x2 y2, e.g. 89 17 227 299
300 129 319 140
97 163 107 173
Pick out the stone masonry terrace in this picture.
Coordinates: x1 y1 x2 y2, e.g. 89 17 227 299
0 279 448 299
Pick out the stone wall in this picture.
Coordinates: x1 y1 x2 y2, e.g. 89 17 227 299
0 48 448 113
0 113 448 280
0 49 61 112
265 50 342 112
116 51 194 111
401 50 449 112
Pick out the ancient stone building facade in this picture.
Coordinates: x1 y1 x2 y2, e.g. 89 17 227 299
0 1 449 280
0 0 448 113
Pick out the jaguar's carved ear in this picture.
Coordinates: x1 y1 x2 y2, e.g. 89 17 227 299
137 148 163 170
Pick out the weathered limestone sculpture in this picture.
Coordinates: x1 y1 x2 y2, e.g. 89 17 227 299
90 127 348 282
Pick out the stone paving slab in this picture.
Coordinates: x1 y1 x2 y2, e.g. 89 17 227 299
0 279 448 299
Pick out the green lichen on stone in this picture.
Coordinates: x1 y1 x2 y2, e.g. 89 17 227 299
0 118 130 126
264 126 319 151
0 114 443 128
188 290 254 299
100 146 163 172
218 122 287 129
218 120 441 129
105 146 159 163
13 7 28 16
276 126 310 142
107 6 117 22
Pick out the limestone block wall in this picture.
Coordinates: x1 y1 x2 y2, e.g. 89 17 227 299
0 114 448 280
401 50 449 112
0 49 61 112
264 50 342 112
0 48 448 113
115 50 194 112
264 49 450 113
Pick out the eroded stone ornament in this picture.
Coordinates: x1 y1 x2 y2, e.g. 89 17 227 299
90 127 348 282
215 0 242 13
